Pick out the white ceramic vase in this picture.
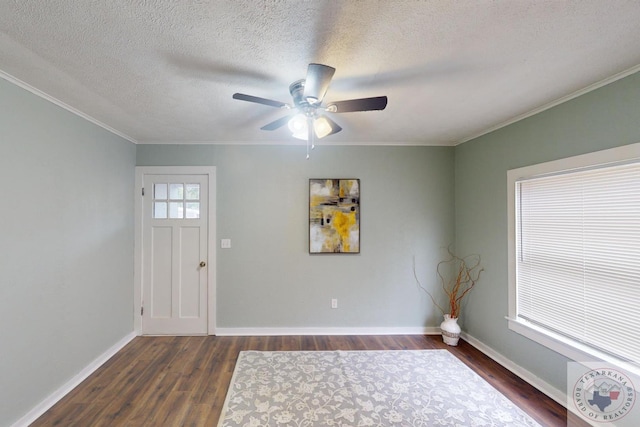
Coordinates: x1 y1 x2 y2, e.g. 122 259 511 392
440 314 461 346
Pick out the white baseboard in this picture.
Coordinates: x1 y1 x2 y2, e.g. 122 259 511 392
460 332 567 406
215 326 441 336
11 331 137 427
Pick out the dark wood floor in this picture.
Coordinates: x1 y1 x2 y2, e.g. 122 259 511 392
31 335 586 426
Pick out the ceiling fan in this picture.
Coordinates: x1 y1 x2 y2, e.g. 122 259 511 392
232 63 387 157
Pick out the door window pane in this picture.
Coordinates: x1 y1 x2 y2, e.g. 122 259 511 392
186 202 200 218
169 202 183 219
154 183 167 199
169 184 184 200
185 184 200 200
154 202 167 219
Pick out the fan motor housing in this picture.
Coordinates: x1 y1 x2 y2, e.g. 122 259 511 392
289 79 309 110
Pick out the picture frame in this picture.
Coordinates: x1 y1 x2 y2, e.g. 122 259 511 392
309 178 360 254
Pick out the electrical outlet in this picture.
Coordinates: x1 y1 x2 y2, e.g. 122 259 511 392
331 298 338 309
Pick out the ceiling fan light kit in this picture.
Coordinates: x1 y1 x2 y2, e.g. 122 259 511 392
289 114 335 140
232 63 388 158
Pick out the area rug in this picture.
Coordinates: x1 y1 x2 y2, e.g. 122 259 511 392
217 350 541 426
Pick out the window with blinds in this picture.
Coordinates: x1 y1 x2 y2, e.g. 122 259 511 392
514 160 640 364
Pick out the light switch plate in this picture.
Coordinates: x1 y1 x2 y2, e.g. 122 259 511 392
221 239 231 249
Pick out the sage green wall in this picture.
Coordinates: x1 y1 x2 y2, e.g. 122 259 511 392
0 78 135 426
454 71 640 392
137 144 455 329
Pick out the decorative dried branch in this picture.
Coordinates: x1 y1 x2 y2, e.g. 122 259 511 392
414 247 484 319
413 256 445 315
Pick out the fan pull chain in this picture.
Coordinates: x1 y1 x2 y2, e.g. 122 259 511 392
306 116 314 159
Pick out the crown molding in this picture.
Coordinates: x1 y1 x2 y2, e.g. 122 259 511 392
0 69 137 144
456 63 640 146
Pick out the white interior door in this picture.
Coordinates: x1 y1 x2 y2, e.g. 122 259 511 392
141 173 209 335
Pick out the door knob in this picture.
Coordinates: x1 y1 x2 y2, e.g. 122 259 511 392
199 261 206 267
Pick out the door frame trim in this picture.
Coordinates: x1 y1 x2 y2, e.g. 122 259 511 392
134 166 217 335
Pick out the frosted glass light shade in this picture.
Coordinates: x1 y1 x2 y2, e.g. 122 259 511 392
288 114 332 140
314 116 332 138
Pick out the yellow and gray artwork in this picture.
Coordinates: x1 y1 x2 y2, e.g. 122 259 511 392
309 179 360 253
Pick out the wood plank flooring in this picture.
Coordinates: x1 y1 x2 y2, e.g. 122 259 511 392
31 335 587 426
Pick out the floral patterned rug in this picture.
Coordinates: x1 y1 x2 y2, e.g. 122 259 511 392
217 350 541 426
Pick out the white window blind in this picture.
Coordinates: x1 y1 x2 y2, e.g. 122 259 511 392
516 161 640 363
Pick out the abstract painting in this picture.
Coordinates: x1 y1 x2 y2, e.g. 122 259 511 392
309 179 360 253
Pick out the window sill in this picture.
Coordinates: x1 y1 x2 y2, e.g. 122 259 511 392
506 316 640 377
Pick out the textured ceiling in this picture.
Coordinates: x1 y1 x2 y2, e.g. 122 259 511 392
1 0 640 146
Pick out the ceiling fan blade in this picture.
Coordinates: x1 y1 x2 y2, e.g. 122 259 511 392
326 96 387 113
303 63 335 104
260 115 294 131
319 115 342 136
233 93 288 108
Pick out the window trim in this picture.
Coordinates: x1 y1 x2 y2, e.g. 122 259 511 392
507 142 640 375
